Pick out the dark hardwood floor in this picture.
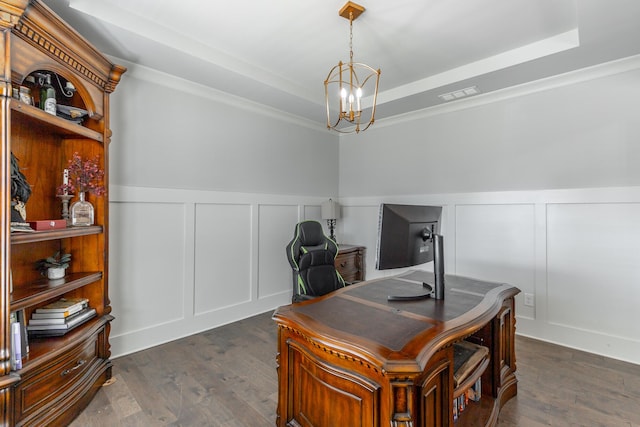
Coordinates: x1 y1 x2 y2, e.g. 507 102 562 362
70 311 640 427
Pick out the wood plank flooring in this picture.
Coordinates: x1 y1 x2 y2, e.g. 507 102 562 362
70 311 640 427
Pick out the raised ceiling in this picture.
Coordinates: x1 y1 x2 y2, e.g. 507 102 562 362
43 0 640 128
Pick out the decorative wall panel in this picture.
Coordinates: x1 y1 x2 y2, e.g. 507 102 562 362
195 203 252 314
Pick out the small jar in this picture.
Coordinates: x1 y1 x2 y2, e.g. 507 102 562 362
19 86 32 105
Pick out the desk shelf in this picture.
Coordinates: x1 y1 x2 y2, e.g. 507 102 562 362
453 345 490 424
454 355 489 399
456 397 498 427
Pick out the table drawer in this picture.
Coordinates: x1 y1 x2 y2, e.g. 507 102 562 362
335 245 365 282
336 253 359 276
14 334 100 423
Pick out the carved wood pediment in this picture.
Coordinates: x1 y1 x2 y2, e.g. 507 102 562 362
0 0 28 29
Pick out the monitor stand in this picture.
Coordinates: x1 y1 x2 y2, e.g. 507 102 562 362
387 281 433 301
387 234 445 301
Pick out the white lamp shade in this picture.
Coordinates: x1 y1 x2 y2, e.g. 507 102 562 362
321 199 341 220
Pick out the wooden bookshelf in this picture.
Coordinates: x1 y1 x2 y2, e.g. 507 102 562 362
1 1 125 425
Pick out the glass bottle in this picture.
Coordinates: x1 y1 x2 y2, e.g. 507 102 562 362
39 73 56 115
70 192 94 226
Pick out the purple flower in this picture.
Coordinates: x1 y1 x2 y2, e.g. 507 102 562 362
56 152 106 196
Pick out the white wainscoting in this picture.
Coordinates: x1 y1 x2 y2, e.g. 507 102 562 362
194 203 253 313
339 187 640 365
108 185 640 364
454 204 536 320
545 203 640 356
108 185 327 358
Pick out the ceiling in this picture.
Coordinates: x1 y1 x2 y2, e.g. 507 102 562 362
42 0 640 129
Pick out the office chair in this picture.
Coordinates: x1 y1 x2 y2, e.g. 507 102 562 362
286 220 346 302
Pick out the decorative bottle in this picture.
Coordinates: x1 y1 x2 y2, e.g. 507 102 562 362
39 73 56 115
70 192 94 226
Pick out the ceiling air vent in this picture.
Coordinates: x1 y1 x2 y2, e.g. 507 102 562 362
438 86 480 102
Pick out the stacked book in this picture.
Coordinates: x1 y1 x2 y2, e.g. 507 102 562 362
27 297 96 337
453 377 482 422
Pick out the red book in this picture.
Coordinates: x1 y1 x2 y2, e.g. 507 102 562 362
28 220 67 231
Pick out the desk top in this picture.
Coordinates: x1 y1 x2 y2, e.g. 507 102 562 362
273 270 520 373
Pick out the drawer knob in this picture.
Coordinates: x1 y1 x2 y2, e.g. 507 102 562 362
61 359 86 376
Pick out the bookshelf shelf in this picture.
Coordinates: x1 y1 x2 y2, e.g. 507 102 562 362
10 100 103 142
10 272 103 311
10 226 103 245
21 316 113 365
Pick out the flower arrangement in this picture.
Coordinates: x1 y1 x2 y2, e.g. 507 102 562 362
57 152 106 196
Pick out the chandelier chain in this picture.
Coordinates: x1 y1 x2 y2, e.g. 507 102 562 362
349 12 354 63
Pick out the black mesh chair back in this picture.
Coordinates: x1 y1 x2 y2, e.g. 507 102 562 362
286 220 345 302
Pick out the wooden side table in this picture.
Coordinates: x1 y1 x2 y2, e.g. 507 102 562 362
335 245 366 283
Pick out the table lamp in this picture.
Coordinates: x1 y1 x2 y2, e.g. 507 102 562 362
321 198 341 243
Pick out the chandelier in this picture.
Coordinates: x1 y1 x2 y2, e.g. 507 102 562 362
324 1 380 134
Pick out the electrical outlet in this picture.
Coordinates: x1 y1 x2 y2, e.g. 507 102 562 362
524 293 534 307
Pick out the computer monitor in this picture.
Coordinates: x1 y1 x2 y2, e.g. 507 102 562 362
376 204 442 270
375 203 445 300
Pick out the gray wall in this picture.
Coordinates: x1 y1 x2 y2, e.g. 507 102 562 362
106 62 339 357
110 67 339 196
339 66 640 196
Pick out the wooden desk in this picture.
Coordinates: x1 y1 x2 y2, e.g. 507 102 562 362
272 270 520 427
